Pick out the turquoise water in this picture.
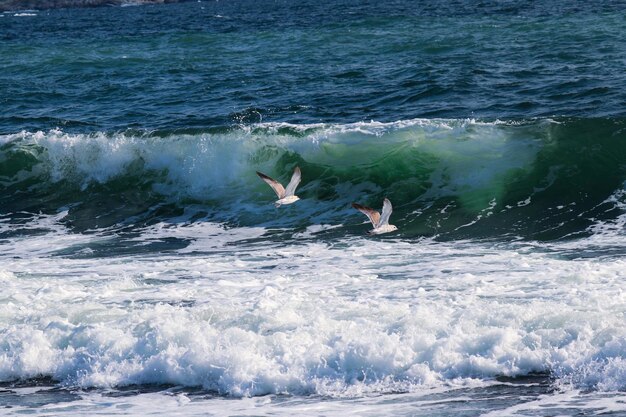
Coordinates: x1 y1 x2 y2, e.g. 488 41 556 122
1 1 626 416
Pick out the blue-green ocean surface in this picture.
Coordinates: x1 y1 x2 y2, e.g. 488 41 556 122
1 0 625 133
1 1 626 416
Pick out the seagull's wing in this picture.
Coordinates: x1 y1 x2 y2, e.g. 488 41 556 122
352 203 381 227
256 171 285 199
379 198 393 226
284 166 301 197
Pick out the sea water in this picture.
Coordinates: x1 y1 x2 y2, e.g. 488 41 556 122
1 1 626 415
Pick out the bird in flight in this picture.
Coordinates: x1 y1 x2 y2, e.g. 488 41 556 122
256 166 302 207
352 198 398 234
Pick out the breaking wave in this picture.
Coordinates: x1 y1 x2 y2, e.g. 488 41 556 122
1 117 625 240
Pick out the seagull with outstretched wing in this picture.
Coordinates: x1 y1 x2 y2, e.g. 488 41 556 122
352 198 398 234
256 166 302 207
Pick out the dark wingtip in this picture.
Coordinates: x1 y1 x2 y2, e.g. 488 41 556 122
351 202 362 209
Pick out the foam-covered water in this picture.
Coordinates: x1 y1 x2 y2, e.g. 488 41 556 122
2 210 626 415
2 118 626 415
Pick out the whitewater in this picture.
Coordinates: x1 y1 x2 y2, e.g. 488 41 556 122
1 118 626 415
3 202 626 415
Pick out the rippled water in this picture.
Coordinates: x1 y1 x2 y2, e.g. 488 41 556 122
1 0 624 133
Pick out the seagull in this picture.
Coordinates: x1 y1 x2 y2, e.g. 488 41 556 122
352 198 398 234
256 166 302 207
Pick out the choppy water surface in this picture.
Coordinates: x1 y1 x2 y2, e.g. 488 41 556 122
1 1 626 415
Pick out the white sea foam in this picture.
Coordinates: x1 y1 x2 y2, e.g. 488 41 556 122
0 210 101 258
1 223 626 398
1 119 625 414
480 391 626 417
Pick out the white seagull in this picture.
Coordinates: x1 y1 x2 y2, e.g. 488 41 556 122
352 198 398 234
256 166 302 207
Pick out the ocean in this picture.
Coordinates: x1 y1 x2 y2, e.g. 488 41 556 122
1 1 626 415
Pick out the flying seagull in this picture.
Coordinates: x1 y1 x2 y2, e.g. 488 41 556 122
256 166 301 207
352 198 398 234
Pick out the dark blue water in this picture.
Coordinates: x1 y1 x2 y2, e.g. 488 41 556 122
1 0 625 134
